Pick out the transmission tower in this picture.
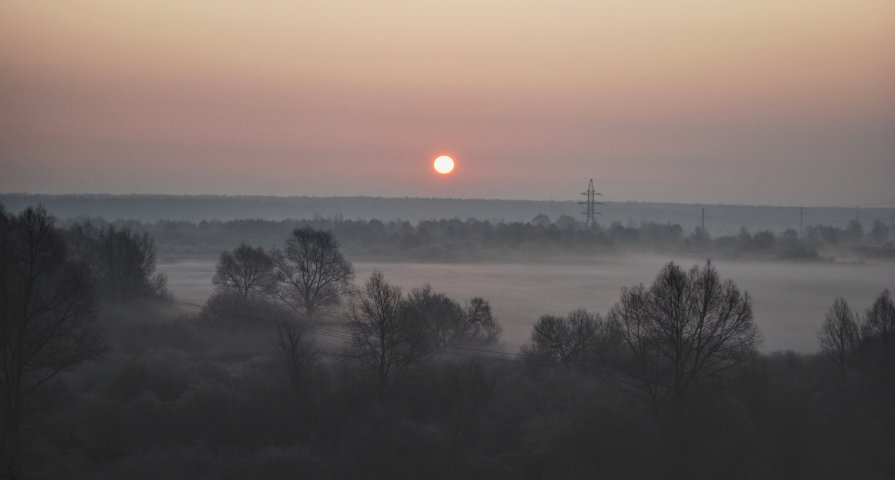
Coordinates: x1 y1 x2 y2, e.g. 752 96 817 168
578 178 603 232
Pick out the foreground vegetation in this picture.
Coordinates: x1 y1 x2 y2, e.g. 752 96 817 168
2 204 893 479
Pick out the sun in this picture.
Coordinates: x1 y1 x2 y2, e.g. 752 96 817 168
433 155 455 174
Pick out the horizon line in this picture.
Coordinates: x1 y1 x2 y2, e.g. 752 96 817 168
2 192 894 211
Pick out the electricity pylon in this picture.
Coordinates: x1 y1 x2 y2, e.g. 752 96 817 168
578 178 603 233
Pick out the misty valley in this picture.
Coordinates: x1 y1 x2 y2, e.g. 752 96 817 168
5 1 893 477
2 201 893 479
160 255 892 354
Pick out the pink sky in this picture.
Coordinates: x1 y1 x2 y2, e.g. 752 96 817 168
1 0 893 205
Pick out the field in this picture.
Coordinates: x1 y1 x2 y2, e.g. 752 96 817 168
159 254 894 353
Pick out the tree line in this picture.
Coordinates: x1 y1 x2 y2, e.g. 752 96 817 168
58 213 894 261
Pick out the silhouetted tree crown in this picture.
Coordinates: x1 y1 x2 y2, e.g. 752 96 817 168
608 261 758 414
346 271 430 394
523 309 621 371
91 224 167 301
818 297 861 385
272 227 353 321
213 243 276 299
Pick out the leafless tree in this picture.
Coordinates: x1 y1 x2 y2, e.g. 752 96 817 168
523 309 618 370
213 244 276 299
93 224 166 301
862 290 895 383
405 287 501 350
275 319 321 392
346 272 429 394
607 261 758 416
461 297 501 345
272 227 353 321
406 284 464 349
865 289 895 348
0 206 105 479
818 297 861 385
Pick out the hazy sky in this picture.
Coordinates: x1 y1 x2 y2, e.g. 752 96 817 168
1 1 893 205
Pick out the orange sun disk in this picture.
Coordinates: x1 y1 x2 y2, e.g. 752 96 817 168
434 155 455 174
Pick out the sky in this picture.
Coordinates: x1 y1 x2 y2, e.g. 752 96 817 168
1 0 893 206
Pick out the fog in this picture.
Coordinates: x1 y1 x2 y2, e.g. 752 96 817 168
160 254 894 353
6 202 895 479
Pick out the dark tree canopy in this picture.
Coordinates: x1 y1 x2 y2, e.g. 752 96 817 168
865 289 895 345
818 297 861 385
462 297 501 345
523 309 621 371
405 285 502 349
406 284 466 350
608 261 758 412
213 243 276 299
0 206 105 478
93 225 167 301
273 227 353 321
346 271 429 394
861 290 895 383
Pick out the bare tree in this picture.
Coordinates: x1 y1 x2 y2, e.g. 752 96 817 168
605 261 757 479
818 297 861 385
406 284 464 349
272 227 353 321
0 206 105 479
607 261 758 416
523 309 618 370
346 272 429 394
93 224 167 301
865 289 895 348
213 244 276 299
862 290 895 383
275 319 321 392
461 297 501 345
405 286 502 350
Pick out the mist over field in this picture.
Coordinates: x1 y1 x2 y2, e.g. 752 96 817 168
3 194 894 479
159 254 893 353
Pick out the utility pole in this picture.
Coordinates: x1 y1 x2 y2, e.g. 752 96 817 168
578 178 603 233
799 205 804 239
701 208 705 232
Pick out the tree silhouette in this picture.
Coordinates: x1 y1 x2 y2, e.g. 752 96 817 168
406 284 465 350
93 225 166 301
213 244 276 299
346 272 429 394
461 297 501 345
272 227 353 321
608 261 758 416
275 319 321 393
523 309 616 370
865 290 895 348
818 297 861 385
0 206 105 478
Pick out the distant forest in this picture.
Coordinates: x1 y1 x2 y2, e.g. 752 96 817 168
2 194 892 236
57 213 895 262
